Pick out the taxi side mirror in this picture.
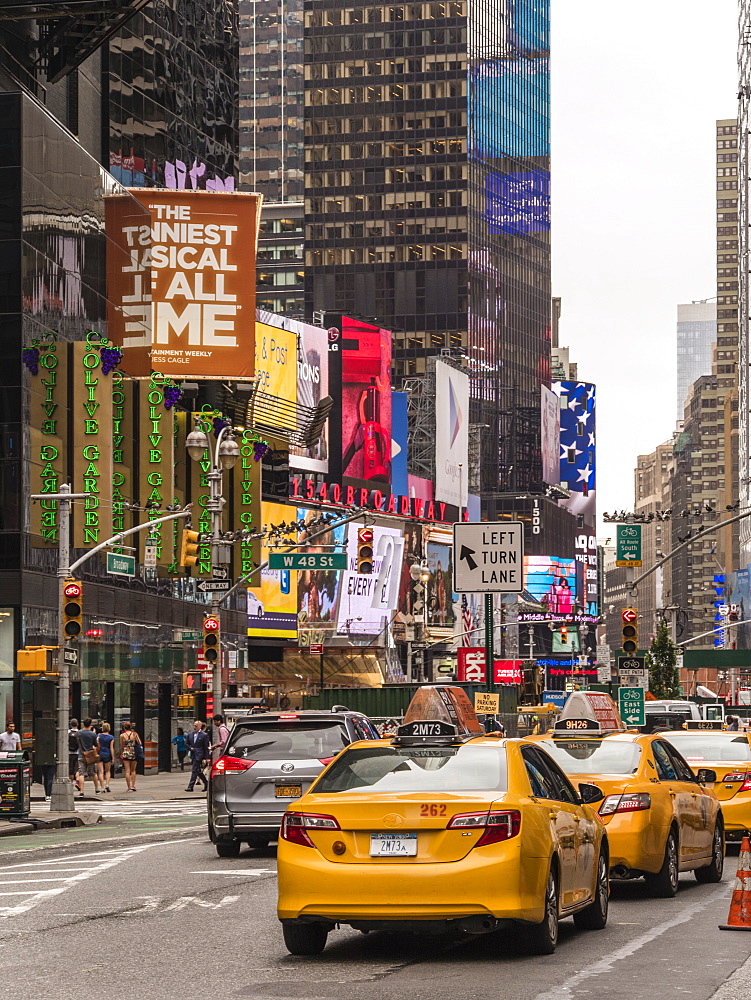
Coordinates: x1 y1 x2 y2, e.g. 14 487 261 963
578 782 604 805
696 769 716 784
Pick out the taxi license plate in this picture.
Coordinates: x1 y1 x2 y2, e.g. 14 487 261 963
370 833 417 857
275 785 302 798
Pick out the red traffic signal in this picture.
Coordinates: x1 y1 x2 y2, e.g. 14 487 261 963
63 582 82 599
203 615 220 631
621 608 637 624
358 527 373 545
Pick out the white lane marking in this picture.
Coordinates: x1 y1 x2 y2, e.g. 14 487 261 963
131 895 239 913
189 869 277 875
532 884 730 1000
0 842 172 918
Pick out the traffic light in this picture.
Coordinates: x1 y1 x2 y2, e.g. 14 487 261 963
182 671 203 693
16 647 57 673
180 529 200 567
622 607 638 656
62 580 83 640
559 626 568 645
203 614 220 666
356 526 374 574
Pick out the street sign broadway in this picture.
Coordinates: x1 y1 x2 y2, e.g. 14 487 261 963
268 552 347 571
618 686 645 727
616 524 642 567
452 522 524 593
106 552 136 578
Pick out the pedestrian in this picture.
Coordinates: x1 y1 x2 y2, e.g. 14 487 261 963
96 722 115 791
211 714 230 758
119 721 142 792
68 718 82 792
726 714 739 731
76 718 101 798
0 721 21 752
185 719 210 792
171 727 188 770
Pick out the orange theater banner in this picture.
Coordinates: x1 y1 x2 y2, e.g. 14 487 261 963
105 190 262 379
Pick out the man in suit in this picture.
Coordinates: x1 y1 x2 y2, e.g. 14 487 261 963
185 720 211 791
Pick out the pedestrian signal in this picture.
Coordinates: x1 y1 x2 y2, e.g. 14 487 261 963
357 526 374 575
62 580 83 639
180 529 200 567
203 615 220 664
182 671 203 692
622 607 638 656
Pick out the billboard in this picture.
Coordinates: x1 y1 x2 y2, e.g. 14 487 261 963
248 502 298 639
485 171 550 236
296 509 346 637
540 384 560 486
391 391 409 496
341 318 392 484
457 649 523 685
287 317 330 474
337 522 405 635
435 360 469 508
255 321 297 432
105 190 262 377
556 380 596 528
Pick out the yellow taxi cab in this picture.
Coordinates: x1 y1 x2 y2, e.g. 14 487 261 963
277 685 609 956
662 723 751 842
528 692 724 897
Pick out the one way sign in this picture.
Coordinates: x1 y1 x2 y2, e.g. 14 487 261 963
453 522 524 593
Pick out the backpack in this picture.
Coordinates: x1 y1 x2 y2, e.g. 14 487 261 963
68 729 78 753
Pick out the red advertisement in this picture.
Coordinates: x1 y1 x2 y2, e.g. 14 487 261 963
341 318 392 484
457 648 523 685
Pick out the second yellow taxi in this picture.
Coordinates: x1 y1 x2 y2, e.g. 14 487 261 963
530 693 724 896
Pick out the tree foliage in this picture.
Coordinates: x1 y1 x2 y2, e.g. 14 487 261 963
646 620 681 699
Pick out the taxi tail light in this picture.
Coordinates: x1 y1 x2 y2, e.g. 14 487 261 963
318 756 336 766
599 792 651 816
723 771 751 790
280 811 341 848
210 755 255 778
447 809 521 847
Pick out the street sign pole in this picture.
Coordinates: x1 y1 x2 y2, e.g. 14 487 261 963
484 593 495 697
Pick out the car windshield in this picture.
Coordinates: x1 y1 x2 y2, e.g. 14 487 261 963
663 735 751 762
541 740 642 775
312 745 507 794
226 722 348 761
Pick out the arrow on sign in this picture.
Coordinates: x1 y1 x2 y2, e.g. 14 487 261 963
625 713 641 724
460 545 477 571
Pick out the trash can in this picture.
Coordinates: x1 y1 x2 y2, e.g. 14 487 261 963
0 751 31 818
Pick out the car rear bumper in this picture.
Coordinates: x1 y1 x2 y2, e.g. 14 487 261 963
213 810 284 836
716 798 751 835
277 840 547 924
601 812 664 874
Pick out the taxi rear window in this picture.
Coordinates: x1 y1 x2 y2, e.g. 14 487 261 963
541 740 641 775
313 746 507 794
662 735 751 762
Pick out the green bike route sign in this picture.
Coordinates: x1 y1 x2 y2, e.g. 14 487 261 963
616 524 642 567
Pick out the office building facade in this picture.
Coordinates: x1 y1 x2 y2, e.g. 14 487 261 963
676 301 716 418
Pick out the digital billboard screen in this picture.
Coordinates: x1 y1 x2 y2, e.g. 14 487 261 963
485 171 550 235
248 502 298 639
337 522 405 635
341 318 392 484
286 317 330 474
434 360 469 508
556 380 596 529
524 556 577 615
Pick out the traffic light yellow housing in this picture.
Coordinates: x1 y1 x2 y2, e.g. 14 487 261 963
16 647 57 673
62 580 83 639
180 529 200 567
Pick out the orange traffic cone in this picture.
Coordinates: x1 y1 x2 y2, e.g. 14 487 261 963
719 834 751 931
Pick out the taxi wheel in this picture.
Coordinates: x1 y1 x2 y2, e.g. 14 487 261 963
644 830 679 898
695 823 724 883
573 849 609 930
216 839 242 858
527 866 559 955
282 920 329 956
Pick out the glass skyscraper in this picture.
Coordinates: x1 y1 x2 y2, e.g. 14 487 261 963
303 0 551 498
676 301 717 418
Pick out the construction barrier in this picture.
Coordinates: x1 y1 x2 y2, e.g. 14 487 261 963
719 834 751 931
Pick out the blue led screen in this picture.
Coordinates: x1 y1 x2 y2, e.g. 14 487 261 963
485 170 550 235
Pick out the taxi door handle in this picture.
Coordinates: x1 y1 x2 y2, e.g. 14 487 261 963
548 811 558 819
574 816 581 823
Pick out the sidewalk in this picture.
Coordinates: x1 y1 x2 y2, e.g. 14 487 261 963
31 767 206 804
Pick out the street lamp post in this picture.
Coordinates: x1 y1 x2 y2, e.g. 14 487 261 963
410 560 430 680
186 417 239 718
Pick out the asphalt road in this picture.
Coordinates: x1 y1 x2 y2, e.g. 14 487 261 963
1 834 749 1000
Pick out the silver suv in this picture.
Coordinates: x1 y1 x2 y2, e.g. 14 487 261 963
207 709 380 857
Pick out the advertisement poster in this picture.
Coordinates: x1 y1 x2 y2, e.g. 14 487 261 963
524 556 578 615
248 502 298 639
541 383 560 486
255 321 297 433
426 538 455 628
341 318 392 484
286 317 330 474
105 190 261 378
434 360 469 508
296 508 346 638
556 380 596 528
457 649 523 685
337 522 404 635
391 391 409 496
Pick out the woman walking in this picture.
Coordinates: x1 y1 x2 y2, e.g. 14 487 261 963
96 722 115 791
171 727 188 771
119 721 142 792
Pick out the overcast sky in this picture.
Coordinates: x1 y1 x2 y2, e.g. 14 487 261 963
550 2 738 534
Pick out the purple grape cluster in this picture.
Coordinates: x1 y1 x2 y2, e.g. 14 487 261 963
213 417 230 437
100 346 123 374
163 385 182 410
22 347 40 375
253 440 269 462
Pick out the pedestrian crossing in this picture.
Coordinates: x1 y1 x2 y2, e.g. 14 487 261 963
0 844 160 918
69 798 207 819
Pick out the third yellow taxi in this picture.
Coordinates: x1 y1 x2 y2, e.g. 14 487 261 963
662 723 751 843
277 686 609 956
529 692 724 897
